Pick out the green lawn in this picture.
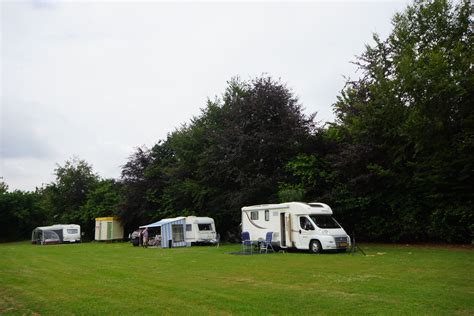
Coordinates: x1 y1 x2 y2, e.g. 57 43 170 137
0 242 472 315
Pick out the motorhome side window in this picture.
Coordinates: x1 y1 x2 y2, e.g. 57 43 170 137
198 224 212 231
300 217 314 230
67 229 78 234
186 224 192 231
264 210 269 221
250 211 259 220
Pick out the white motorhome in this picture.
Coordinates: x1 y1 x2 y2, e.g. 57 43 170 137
241 202 350 253
184 216 217 245
31 224 81 245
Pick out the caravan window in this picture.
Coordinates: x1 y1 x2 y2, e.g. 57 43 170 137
250 211 259 220
265 210 269 221
172 225 185 242
198 224 212 231
67 229 78 234
186 224 192 231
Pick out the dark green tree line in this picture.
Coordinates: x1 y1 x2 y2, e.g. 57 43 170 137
322 0 473 242
0 158 122 241
0 182 47 242
1 0 471 243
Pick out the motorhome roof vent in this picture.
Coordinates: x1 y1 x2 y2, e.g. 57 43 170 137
309 203 324 208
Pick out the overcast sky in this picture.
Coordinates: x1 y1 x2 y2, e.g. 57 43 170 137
1 0 410 191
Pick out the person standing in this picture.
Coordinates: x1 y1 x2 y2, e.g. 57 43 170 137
142 228 149 248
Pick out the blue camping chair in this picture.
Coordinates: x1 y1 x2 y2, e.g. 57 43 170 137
260 232 275 254
241 231 252 253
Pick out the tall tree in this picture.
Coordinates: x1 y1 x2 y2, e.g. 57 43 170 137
119 76 317 238
39 158 100 239
119 147 161 232
80 179 123 238
328 0 473 242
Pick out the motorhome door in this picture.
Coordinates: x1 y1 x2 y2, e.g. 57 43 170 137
280 213 286 247
280 213 291 248
294 216 314 249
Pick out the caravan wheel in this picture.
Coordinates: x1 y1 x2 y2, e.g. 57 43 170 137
309 240 322 254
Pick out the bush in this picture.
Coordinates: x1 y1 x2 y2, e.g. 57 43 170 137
429 206 473 243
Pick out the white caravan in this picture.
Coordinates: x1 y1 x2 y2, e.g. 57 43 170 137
241 202 350 253
184 216 217 245
31 224 81 244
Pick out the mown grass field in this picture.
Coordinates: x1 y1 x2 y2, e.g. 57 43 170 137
0 242 472 315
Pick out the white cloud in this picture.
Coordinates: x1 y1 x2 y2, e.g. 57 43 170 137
1 0 410 190
1 99 58 159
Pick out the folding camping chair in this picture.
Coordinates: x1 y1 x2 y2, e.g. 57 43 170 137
241 231 252 253
260 232 275 254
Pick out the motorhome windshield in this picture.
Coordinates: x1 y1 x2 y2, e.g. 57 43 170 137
198 224 212 231
310 215 341 229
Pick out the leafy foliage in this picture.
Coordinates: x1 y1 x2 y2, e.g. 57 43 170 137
0 188 46 241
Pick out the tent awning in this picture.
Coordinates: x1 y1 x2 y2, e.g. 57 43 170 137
139 217 185 228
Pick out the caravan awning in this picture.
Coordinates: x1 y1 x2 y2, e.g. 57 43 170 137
139 217 185 228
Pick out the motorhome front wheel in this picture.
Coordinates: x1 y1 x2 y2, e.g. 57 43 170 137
310 240 322 254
